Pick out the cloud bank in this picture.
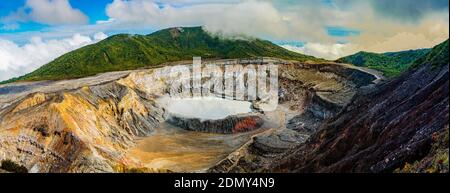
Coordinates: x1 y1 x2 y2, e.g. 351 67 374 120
105 0 326 41
0 32 107 81
282 43 357 60
0 0 448 80
1 0 88 29
104 0 449 59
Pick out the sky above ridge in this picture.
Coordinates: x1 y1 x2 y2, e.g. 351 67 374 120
0 0 449 81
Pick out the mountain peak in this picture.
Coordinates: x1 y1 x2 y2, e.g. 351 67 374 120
149 26 204 36
4 26 319 83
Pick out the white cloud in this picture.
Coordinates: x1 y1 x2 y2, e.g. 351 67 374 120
105 0 332 41
27 0 88 25
1 0 448 80
104 0 448 59
1 0 88 27
0 32 108 81
282 43 360 60
346 12 449 54
96 18 116 24
93 32 108 41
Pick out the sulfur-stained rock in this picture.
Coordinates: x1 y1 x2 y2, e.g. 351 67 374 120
270 59 449 173
0 58 378 173
167 114 264 134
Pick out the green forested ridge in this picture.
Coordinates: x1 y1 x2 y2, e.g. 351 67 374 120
3 26 320 83
336 48 431 77
411 39 449 68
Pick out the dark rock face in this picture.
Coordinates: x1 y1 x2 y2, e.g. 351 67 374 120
297 63 378 87
395 127 448 173
270 62 449 173
251 129 309 154
208 62 369 173
287 93 341 135
167 114 264 134
208 128 309 173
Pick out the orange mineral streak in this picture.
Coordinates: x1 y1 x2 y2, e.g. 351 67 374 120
50 92 136 152
12 93 46 113
233 117 260 133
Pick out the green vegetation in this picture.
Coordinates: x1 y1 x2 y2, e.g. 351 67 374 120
0 76 22 85
337 39 449 77
3 26 320 83
411 39 449 68
395 127 449 173
0 159 28 173
336 48 430 77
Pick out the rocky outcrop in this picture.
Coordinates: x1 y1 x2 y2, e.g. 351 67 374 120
208 62 376 173
167 114 264 134
287 93 341 135
0 58 378 173
270 57 449 172
0 82 164 172
394 125 449 173
208 128 309 173
208 41 449 173
298 62 379 87
395 126 448 173
251 129 309 154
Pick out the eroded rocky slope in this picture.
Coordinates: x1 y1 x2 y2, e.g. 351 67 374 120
267 41 449 173
0 58 376 172
168 114 264 134
208 62 378 172
0 82 165 172
210 40 449 173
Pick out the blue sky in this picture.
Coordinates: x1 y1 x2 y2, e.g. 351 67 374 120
0 0 111 22
0 0 361 38
0 0 111 33
0 0 448 81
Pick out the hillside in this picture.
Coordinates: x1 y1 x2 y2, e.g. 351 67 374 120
336 48 430 77
412 39 449 68
270 39 449 173
4 27 320 83
0 58 371 172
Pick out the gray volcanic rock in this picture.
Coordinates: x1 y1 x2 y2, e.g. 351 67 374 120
167 114 264 134
270 57 449 172
298 63 379 87
0 58 379 173
208 60 379 173
251 129 309 154
287 93 341 135
0 81 164 172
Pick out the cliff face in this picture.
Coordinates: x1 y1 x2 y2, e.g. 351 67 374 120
209 41 448 173
270 54 449 173
0 82 164 172
0 58 377 173
208 62 378 173
167 114 264 134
